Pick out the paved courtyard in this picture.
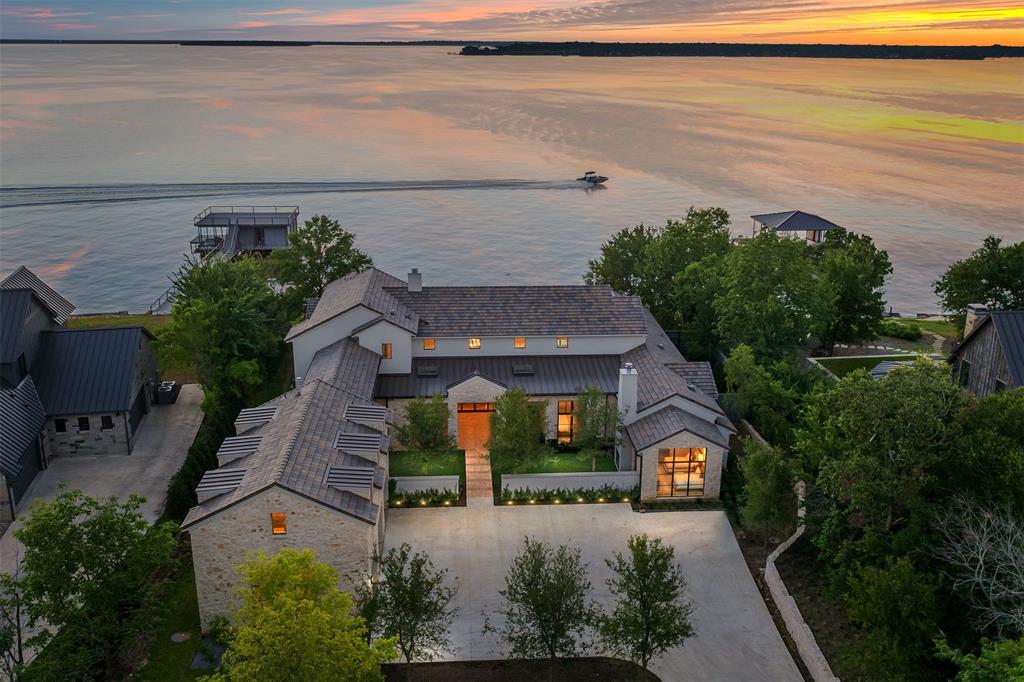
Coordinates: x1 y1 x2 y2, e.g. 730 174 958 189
385 503 802 682
0 385 204 574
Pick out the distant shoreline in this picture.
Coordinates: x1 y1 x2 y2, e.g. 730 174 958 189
0 39 1021 59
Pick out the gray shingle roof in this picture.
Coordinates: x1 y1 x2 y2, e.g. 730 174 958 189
626 404 730 451
385 285 647 337
302 338 380 397
31 327 151 415
0 266 75 324
751 211 841 234
286 269 418 340
0 376 46 478
622 341 721 414
666 361 718 397
0 289 33 363
375 355 622 399
182 378 386 529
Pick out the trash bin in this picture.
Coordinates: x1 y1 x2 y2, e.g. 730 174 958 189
158 381 179 405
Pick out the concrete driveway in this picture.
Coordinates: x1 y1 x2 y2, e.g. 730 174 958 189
0 385 204 574
385 503 801 682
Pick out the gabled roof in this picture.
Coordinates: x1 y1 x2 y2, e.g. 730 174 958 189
952 310 1024 386
182 378 386 529
285 269 418 340
0 266 75 324
0 376 46 478
622 341 720 414
626 404 730 451
31 327 153 415
751 211 841 234
302 337 380 396
0 289 34 363
385 284 647 337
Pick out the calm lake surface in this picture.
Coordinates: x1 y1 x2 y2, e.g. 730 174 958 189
1 45 1021 312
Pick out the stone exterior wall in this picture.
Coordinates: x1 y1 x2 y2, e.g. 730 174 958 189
45 413 131 457
188 486 377 629
637 431 725 501
444 375 506 436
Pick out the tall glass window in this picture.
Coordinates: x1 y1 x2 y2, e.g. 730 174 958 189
959 359 972 387
557 400 575 443
656 448 706 497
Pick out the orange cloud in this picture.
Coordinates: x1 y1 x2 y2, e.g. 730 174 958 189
205 123 274 139
233 20 273 29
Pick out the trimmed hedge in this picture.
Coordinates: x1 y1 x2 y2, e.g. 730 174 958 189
879 319 923 340
500 484 639 505
162 404 238 523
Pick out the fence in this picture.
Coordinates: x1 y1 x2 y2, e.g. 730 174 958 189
501 471 639 492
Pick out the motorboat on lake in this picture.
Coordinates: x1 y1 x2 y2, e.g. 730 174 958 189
576 170 608 185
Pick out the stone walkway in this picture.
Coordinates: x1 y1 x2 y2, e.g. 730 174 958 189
464 448 493 507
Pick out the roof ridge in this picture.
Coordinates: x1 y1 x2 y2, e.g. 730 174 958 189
272 383 319 481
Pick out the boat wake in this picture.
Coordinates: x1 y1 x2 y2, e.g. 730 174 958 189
0 180 584 209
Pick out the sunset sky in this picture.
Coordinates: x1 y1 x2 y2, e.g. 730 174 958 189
0 0 1021 45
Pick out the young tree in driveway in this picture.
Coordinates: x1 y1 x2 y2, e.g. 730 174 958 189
266 214 373 315
598 534 694 672
358 543 458 679
488 537 594 662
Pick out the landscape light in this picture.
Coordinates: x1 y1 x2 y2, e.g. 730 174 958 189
444 500 451 505
577 498 584 502
622 497 629 502
554 499 560 504
507 501 514 505
529 499 535 504
598 498 605 502
420 500 427 506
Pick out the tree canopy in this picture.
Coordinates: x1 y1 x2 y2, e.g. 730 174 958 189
488 387 547 469
934 235 1024 333
584 223 657 296
739 440 797 549
213 549 395 682
266 214 373 316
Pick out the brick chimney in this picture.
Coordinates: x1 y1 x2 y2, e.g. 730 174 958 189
964 303 988 336
618 362 638 424
408 268 422 293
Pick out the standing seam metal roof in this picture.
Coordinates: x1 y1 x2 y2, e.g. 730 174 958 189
31 327 151 415
0 376 46 477
0 266 75 324
750 211 841 233
0 289 33 363
991 311 1024 386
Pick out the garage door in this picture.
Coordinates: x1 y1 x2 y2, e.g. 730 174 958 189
128 386 148 436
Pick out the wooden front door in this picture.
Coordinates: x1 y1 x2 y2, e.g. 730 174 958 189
456 402 494 451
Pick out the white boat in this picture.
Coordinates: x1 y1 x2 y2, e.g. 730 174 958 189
576 170 609 185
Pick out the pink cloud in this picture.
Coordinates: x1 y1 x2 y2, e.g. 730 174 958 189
205 123 273 139
0 7 92 19
49 22 97 30
201 97 235 111
233 20 273 28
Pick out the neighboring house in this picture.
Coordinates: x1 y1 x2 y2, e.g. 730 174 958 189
185 267 734 625
750 210 841 244
0 266 159 525
949 306 1023 398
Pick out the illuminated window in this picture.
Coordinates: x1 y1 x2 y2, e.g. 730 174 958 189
271 512 287 535
557 400 575 444
514 337 526 349
468 338 481 350
556 336 569 349
422 338 436 351
381 343 393 359
656 448 706 498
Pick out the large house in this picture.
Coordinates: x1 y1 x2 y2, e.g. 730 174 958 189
0 267 159 526
183 267 734 626
949 305 1023 398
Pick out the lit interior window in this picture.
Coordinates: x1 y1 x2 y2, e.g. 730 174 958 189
422 338 436 350
514 337 526 349
468 337 481 350
271 512 287 535
556 336 569 348
381 343 393 359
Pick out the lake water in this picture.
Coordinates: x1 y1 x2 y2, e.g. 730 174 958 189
1 45 1021 313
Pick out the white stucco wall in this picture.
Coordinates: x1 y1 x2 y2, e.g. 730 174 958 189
289 305 380 382
412 334 644 358
353 320 413 374
637 431 725 501
188 485 378 629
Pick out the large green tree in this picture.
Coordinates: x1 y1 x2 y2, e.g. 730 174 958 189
723 344 799 448
584 224 658 296
714 231 823 359
489 537 594 661
359 544 457 677
162 257 287 411
396 395 451 452
740 440 798 550
814 228 892 355
934 235 1024 333
795 361 967 570
15 491 177 681
598 534 694 671
214 549 395 682
489 387 548 470
266 214 373 315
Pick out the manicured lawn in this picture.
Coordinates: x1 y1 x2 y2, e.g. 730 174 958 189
910 317 960 339
135 562 205 681
527 449 617 473
815 354 917 379
390 450 466 480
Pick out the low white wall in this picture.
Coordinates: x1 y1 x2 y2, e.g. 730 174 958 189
391 475 460 494
501 471 639 491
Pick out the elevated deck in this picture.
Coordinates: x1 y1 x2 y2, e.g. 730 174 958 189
190 206 299 258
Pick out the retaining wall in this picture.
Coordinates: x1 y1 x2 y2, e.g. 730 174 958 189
391 475 460 494
501 471 639 492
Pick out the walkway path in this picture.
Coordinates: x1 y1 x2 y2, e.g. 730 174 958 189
464 448 493 507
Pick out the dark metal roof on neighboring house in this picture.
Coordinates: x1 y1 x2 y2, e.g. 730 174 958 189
385 284 647 337
751 211 841 234
30 327 151 415
375 355 622 399
0 376 46 477
869 360 915 380
0 289 33 363
956 310 1024 387
0 266 75 324
626 404 730 452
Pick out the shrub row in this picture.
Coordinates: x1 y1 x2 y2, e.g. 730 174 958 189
500 485 639 505
879 318 923 340
388 485 461 508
